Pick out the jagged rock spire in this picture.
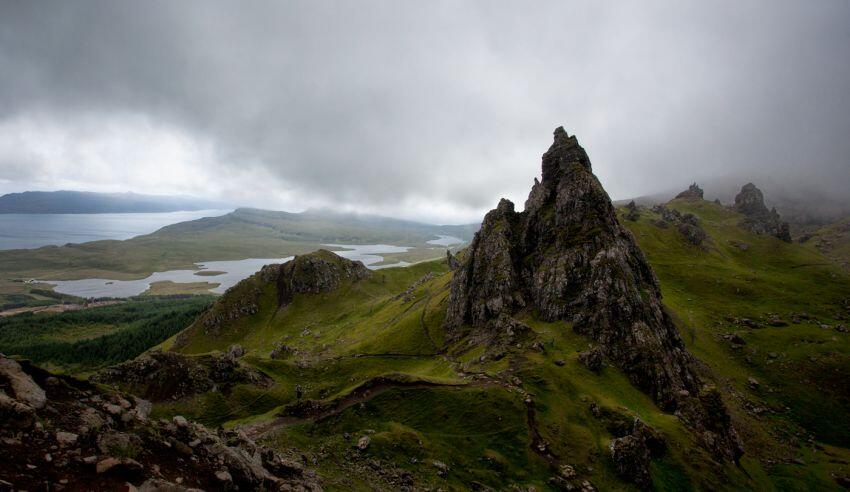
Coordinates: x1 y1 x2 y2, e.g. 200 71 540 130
733 183 791 242
445 127 742 462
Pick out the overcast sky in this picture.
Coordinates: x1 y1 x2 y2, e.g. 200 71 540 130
1 1 848 223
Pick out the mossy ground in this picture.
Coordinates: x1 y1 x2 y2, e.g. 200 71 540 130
146 201 850 489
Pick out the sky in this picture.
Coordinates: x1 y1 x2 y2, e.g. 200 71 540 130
1 1 849 224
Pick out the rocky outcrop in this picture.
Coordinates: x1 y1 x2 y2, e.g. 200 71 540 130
446 249 460 269
445 127 741 462
174 250 370 347
674 183 704 200
91 350 271 401
651 205 709 246
677 213 708 246
624 200 640 221
0 355 321 490
733 183 791 242
609 418 666 489
276 249 371 306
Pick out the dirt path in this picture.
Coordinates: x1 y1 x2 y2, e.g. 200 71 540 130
0 300 123 317
241 375 473 439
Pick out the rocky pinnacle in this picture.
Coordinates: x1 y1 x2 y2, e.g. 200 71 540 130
445 126 742 461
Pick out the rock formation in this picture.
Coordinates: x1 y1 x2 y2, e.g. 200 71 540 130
651 205 709 246
174 250 370 347
733 183 791 242
624 200 640 221
445 127 741 461
677 213 708 246
674 183 704 200
91 350 272 401
0 355 321 490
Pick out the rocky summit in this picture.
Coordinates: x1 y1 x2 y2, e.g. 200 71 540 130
445 127 742 461
674 182 704 200
174 249 370 348
733 183 792 242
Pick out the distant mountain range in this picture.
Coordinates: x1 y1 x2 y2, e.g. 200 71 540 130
0 190 226 214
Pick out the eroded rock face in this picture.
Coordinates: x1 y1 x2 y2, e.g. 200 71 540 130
276 250 371 306
733 183 791 242
445 127 742 462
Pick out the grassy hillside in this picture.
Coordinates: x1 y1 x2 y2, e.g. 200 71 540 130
145 199 850 490
620 199 850 447
800 216 850 271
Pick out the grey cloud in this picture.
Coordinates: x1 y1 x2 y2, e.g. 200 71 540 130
0 0 848 223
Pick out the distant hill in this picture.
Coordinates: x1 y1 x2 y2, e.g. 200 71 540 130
615 177 850 228
0 190 225 214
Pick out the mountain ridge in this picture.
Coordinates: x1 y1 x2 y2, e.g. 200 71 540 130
0 190 225 214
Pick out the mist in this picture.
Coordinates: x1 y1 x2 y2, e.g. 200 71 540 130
1 1 849 224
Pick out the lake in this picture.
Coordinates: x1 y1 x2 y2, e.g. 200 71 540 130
45 244 418 298
426 235 465 247
0 209 232 250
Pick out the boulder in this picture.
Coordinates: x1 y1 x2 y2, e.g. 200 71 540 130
578 347 605 373
0 356 46 409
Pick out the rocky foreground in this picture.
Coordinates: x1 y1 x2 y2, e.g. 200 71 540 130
0 355 321 491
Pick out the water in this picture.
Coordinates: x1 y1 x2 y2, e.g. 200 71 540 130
45 244 416 298
0 210 232 250
323 243 411 268
426 235 465 247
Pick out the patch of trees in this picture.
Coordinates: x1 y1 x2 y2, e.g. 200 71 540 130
0 297 212 371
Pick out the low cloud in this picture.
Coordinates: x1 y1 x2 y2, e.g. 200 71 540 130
1 1 848 223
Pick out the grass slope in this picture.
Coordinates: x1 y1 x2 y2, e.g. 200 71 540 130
154 200 850 490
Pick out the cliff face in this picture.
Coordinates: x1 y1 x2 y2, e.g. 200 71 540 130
445 127 742 461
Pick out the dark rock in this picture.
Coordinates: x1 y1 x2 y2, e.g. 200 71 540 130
444 127 741 462
609 434 652 489
446 250 460 270
0 355 323 490
578 347 604 373
733 183 791 242
270 343 296 360
624 201 640 221
675 183 704 200
228 344 246 358
678 221 707 246
91 350 272 402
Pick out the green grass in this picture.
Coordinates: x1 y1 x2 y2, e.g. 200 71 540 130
152 214 850 489
10 200 850 489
